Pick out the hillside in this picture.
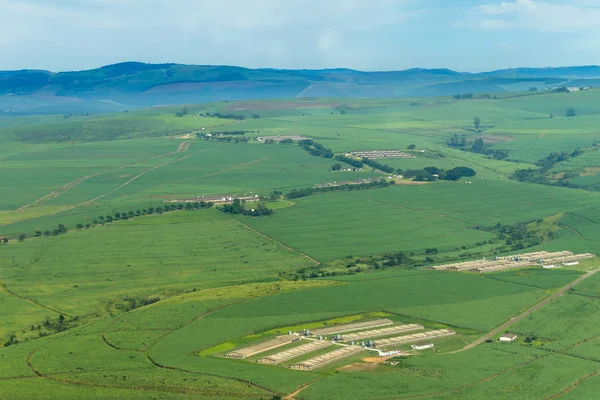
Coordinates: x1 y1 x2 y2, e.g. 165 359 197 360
1 62 599 114
1 91 600 399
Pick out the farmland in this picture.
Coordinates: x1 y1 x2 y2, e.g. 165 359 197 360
1 90 600 399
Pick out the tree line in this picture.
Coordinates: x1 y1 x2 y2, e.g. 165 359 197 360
447 135 509 160
510 148 588 187
333 155 395 173
9 202 214 244
285 179 394 199
298 139 334 158
400 166 476 181
218 199 274 217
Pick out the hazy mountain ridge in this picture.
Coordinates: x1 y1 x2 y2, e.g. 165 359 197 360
1 62 598 114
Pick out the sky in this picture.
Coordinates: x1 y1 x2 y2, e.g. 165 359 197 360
1 0 600 72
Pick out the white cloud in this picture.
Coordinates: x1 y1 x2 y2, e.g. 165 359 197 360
0 0 413 70
469 0 600 32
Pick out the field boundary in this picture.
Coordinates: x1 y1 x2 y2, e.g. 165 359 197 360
16 141 193 212
450 267 600 353
232 218 321 265
0 281 71 317
74 150 203 208
545 371 600 399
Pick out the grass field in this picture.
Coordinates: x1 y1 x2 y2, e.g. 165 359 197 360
0 210 314 316
1 91 600 399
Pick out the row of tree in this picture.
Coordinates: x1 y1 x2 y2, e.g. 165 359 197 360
334 155 363 168
361 158 395 174
298 139 334 158
447 135 509 160
11 202 215 244
401 166 476 181
286 179 394 199
510 148 587 187
333 155 395 173
218 199 274 217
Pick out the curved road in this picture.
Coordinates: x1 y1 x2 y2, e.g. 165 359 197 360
450 266 600 353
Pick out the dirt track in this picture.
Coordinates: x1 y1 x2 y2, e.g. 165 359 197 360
451 266 600 353
17 141 192 212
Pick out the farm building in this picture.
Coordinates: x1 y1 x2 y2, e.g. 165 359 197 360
257 340 332 365
347 150 416 159
372 329 455 348
311 319 393 336
289 345 363 371
377 350 402 356
256 135 310 143
411 343 434 350
224 336 300 359
499 334 518 342
341 324 424 342
432 251 595 273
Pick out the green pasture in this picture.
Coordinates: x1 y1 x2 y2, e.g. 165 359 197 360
243 180 598 261
512 293 600 351
1 91 600 398
483 268 584 290
0 210 314 317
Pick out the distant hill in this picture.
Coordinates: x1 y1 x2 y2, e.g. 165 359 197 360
1 62 599 114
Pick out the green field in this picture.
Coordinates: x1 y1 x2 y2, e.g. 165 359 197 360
1 91 600 399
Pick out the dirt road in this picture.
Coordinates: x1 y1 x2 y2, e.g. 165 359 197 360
451 267 600 353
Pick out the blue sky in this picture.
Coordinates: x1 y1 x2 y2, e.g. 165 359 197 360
1 0 599 72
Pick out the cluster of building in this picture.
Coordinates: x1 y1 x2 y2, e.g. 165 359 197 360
314 178 373 189
223 318 456 372
165 194 259 204
427 251 595 273
255 135 310 143
347 150 417 159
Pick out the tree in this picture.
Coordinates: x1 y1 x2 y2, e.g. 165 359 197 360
57 224 68 234
34 230 42 237
182 106 189 115
473 116 481 130
252 114 260 119
98 216 105 223
566 108 577 117
340 110 346 115
85 224 91 229
2 238 9 244
76 224 84 230
471 138 485 153
407 144 416 150
331 163 342 171
43 230 51 237
185 203 193 210
529 87 538 92
106 216 113 223
18 233 27 242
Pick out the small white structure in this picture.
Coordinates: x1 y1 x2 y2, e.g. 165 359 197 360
499 334 518 342
377 350 402 357
411 343 434 350
542 264 559 269
563 262 579 266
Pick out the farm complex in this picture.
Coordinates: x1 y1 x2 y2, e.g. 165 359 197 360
347 150 417 159
223 319 456 371
2 82 600 400
428 251 595 273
